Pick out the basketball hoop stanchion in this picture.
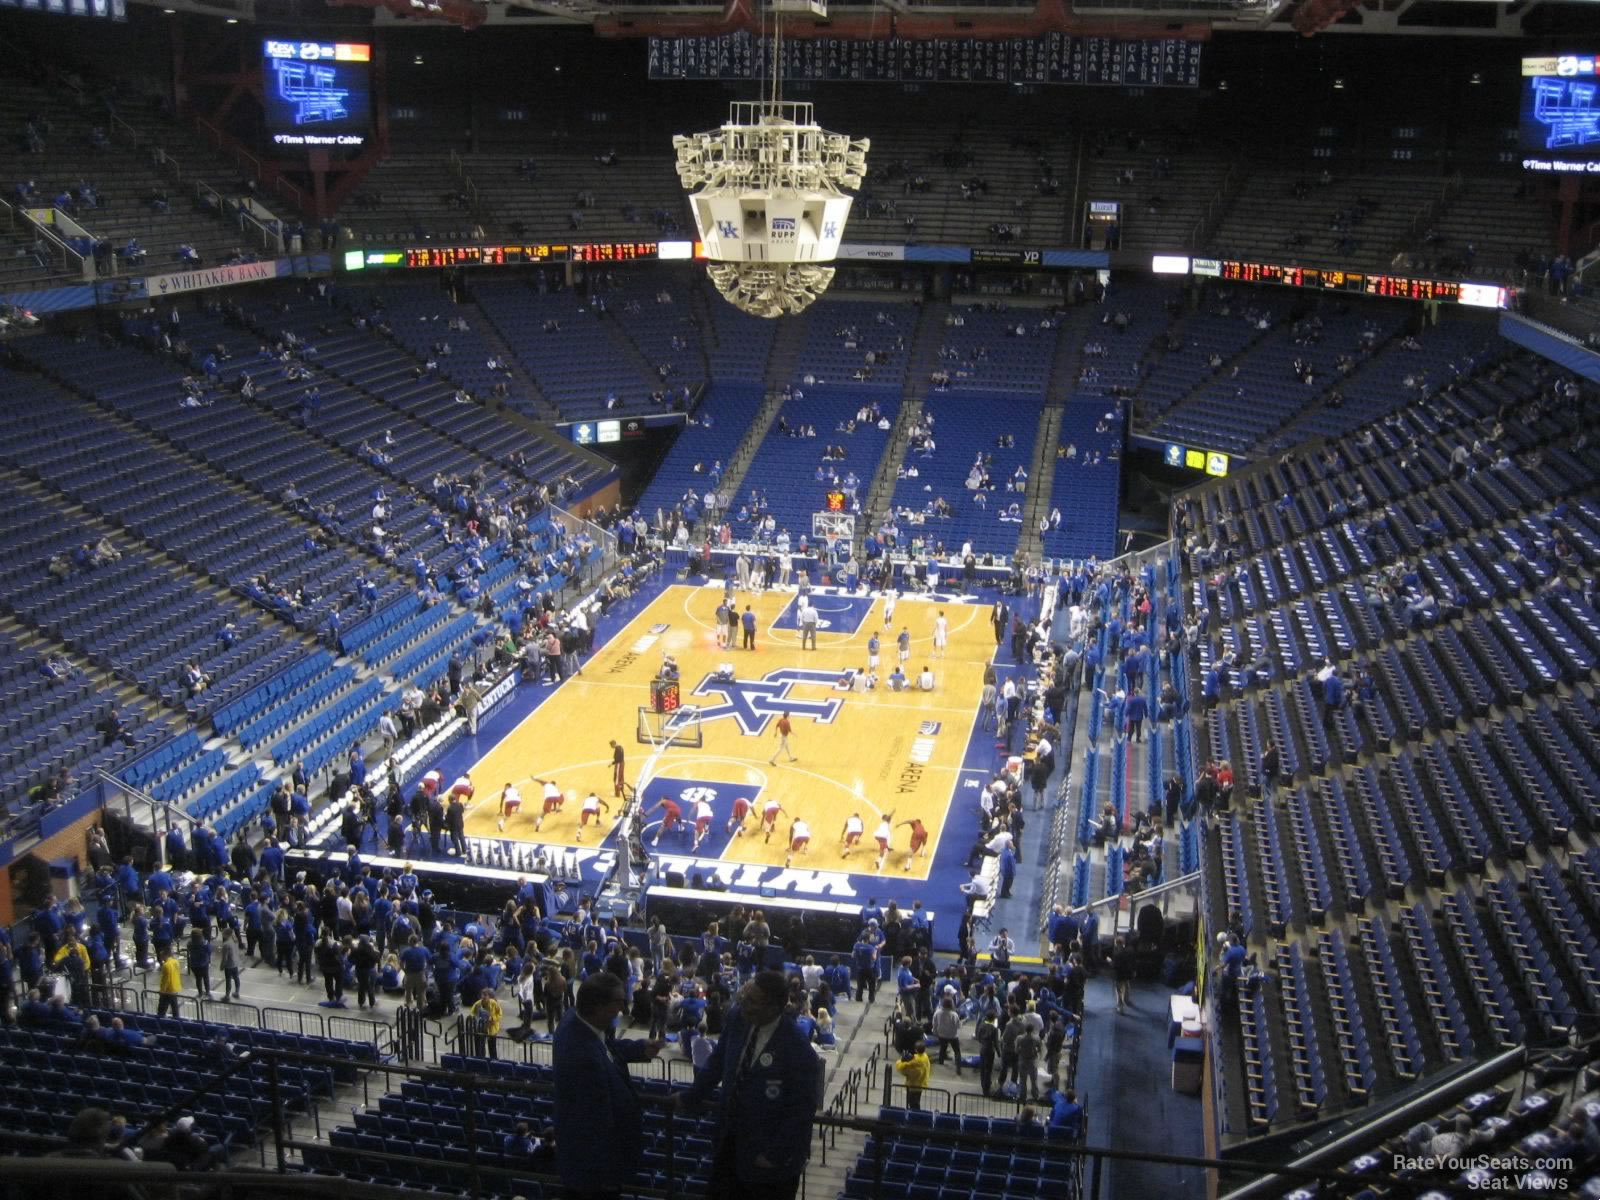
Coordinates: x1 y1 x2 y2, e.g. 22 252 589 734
812 510 854 586
616 691 703 895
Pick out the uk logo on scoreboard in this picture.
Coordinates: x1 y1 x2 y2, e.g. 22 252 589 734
690 667 844 734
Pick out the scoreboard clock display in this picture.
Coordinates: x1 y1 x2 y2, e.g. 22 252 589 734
1214 259 1506 308
571 242 658 263
824 491 848 513
392 243 659 270
651 678 680 714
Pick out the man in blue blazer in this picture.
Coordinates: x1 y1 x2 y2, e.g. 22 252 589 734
680 970 821 1200
553 972 665 1199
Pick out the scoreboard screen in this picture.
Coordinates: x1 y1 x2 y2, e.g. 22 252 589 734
404 245 570 268
1215 259 1506 308
349 243 662 270
572 243 658 263
1519 54 1600 175
1163 442 1230 478
263 39 373 151
824 491 848 512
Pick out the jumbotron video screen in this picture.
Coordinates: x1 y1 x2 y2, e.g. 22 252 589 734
1519 52 1600 175
262 38 373 150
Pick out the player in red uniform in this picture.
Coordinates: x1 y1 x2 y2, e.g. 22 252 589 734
447 773 474 802
896 816 929 870
648 795 683 846
840 813 864 856
760 799 785 843
788 818 811 859
727 795 752 836
532 779 564 832
420 770 442 799
576 791 610 841
496 783 522 832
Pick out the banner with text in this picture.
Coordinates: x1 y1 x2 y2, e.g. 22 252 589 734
143 260 284 299
836 243 906 262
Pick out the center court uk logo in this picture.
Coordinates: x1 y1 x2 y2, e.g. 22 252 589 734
690 667 844 734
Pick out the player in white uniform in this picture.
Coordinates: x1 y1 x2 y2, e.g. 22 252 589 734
786 818 811 866
873 811 896 871
882 590 896 627
727 794 752 835
496 783 522 832
533 779 564 831
840 812 864 857
761 798 785 843
576 791 610 841
933 610 948 657
692 797 716 851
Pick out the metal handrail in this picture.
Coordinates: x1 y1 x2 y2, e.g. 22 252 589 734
448 147 484 220
196 115 305 211
94 767 198 865
548 502 618 571
1188 147 1247 252
1576 246 1600 283
197 115 258 175
109 110 143 150
153 145 182 184
1078 866 1200 921
203 184 287 255
15 205 92 280
1396 170 1463 267
272 174 304 210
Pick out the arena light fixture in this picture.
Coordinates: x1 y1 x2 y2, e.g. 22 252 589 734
672 2 868 317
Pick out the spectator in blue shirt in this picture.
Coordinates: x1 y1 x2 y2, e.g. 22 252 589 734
186 929 214 1000
998 845 1018 899
852 931 880 1002
1125 692 1148 742
116 857 141 908
1047 1087 1084 1138
1217 932 1248 994
33 898 63 958
1322 670 1345 719
131 906 151 968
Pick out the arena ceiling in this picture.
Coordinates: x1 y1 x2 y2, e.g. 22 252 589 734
135 0 1600 38
382 0 1596 37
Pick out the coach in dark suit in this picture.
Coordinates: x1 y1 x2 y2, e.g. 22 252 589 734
680 970 821 1200
553 972 664 1199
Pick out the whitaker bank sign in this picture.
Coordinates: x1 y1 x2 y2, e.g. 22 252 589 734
145 260 282 297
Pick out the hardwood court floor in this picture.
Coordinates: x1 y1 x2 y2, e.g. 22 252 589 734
459 584 1000 880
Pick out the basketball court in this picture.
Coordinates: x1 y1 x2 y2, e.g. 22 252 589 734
446 579 1027 906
